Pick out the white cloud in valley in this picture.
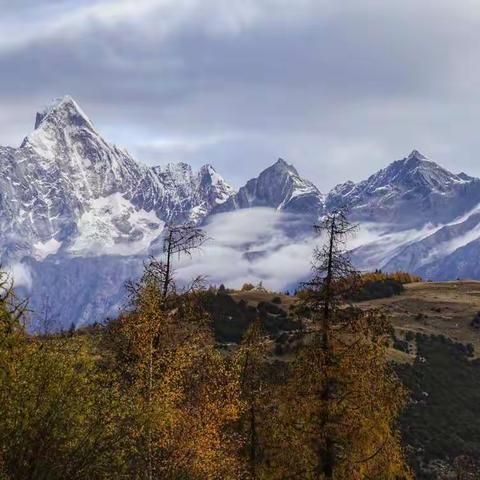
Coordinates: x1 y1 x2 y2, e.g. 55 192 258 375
172 208 468 291
175 208 320 290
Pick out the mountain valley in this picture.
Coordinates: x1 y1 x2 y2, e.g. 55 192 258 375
4 96 480 327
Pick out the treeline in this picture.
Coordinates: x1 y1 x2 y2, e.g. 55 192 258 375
0 217 412 479
296 270 422 303
359 270 422 285
348 271 422 302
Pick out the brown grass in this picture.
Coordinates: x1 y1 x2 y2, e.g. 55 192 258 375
358 281 480 357
228 282 480 361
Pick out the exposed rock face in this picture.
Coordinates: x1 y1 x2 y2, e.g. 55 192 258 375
151 162 234 223
214 158 324 218
0 96 234 257
326 150 480 229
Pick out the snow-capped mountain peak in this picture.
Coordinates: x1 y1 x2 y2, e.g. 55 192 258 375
33 95 94 131
327 150 480 228
406 149 427 161
373 149 470 193
197 164 235 204
150 161 235 223
0 97 237 261
272 156 297 172
213 157 324 217
199 163 226 186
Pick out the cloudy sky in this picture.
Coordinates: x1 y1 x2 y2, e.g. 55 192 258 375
2 0 480 191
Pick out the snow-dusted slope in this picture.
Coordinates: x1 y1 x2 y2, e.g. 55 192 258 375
1 96 148 259
214 158 324 218
0 97 234 261
326 150 480 229
336 151 480 279
151 162 234 223
6 97 480 327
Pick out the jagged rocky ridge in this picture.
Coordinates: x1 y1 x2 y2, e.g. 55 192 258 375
214 158 324 217
0 97 234 260
326 150 480 229
3 96 480 327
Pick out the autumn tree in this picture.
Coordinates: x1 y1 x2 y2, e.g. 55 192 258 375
357 271 422 285
234 320 271 479
307 209 358 478
271 210 411 479
0 271 129 480
103 222 243 479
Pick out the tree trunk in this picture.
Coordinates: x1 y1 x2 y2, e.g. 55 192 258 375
318 217 336 479
163 230 173 297
249 399 257 480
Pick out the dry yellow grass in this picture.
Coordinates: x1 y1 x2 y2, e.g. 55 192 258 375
229 290 297 309
228 282 480 361
358 281 480 357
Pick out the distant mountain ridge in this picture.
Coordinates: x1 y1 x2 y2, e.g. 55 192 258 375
326 149 480 228
0 96 233 263
3 96 480 327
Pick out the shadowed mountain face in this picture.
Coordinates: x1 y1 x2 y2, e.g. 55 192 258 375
326 150 480 229
213 158 325 218
3 96 480 328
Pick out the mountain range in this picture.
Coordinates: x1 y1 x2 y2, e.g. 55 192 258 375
2 96 480 328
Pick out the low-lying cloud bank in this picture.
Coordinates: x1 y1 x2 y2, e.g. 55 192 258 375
175 209 454 290
7 206 476 304
176 208 320 291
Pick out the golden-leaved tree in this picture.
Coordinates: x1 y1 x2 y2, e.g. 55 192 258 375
0 272 129 480
234 319 273 480
104 223 244 479
268 210 411 480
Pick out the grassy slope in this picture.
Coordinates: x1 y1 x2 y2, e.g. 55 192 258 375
229 283 480 477
231 281 480 355
353 282 480 477
358 281 480 357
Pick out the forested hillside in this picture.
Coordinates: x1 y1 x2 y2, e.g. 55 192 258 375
0 213 415 480
2 215 480 479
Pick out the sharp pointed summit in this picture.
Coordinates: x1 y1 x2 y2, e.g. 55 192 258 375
387 150 465 191
327 150 480 228
406 149 427 161
214 157 323 216
34 95 94 131
270 157 299 175
272 157 290 168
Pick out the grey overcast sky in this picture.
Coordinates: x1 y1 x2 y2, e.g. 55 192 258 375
1 0 480 190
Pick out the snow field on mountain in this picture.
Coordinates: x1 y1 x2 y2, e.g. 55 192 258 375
69 193 164 256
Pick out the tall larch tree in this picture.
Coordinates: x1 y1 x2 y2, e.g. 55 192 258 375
234 319 272 479
103 222 243 479
270 209 412 479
